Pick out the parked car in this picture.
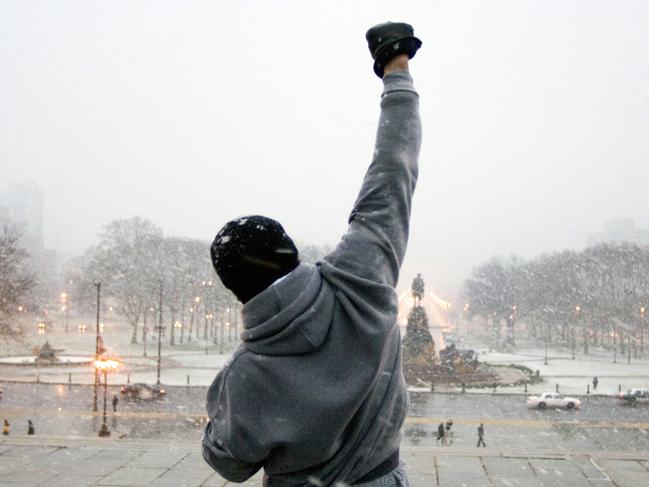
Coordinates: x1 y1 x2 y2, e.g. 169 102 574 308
619 388 649 405
120 383 166 400
527 392 581 410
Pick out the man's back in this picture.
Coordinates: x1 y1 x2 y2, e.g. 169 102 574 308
203 24 422 486
204 260 407 485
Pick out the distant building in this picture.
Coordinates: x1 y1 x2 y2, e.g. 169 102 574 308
587 219 649 246
0 181 44 253
0 182 59 300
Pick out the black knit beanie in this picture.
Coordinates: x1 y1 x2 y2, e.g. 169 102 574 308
210 215 300 303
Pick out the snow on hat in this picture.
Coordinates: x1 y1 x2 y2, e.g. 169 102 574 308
210 215 299 303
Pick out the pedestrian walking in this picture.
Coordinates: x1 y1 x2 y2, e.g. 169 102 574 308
202 21 423 486
112 394 118 413
2 419 9 436
477 423 486 447
436 422 445 446
592 376 598 390
444 419 454 446
27 419 35 435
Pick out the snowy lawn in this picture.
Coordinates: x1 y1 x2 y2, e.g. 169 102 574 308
0 311 238 386
465 340 649 396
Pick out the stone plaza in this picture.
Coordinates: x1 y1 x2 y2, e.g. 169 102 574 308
1 436 648 486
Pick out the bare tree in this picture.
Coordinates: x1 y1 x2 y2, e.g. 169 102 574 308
0 216 35 333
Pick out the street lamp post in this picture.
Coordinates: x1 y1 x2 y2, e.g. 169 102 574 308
36 321 46 383
641 306 646 357
94 359 118 437
156 280 163 386
572 305 580 360
93 282 101 413
61 292 69 333
202 280 212 340
188 297 200 342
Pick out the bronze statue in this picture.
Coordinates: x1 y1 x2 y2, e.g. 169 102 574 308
412 273 424 304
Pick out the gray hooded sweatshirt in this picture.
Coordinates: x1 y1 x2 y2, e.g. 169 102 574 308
203 71 421 486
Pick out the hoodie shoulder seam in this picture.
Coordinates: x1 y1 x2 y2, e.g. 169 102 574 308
220 347 249 387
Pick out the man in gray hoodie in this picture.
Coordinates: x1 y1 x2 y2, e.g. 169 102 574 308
203 22 422 486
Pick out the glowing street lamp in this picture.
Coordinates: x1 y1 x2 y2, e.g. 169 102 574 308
571 305 582 360
60 292 69 333
94 359 118 437
174 320 183 346
93 359 118 370
78 324 87 333
93 282 102 413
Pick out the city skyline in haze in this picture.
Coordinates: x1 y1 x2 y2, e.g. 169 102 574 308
2 1 648 295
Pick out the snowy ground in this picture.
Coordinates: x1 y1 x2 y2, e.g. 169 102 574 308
1 311 648 395
463 335 649 396
0 311 237 386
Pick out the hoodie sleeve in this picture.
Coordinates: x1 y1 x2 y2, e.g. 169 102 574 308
202 422 264 482
323 71 421 288
202 356 266 482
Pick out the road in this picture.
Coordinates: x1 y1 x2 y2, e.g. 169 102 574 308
1 383 648 452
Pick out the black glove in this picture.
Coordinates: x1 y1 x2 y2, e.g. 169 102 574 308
366 22 422 78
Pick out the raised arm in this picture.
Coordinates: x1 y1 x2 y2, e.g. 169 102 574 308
323 24 422 288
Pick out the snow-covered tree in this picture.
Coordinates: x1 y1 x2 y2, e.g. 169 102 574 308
0 215 35 333
89 217 164 344
461 256 526 348
462 243 649 356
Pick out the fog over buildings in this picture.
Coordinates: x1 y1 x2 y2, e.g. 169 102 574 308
2 1 648 296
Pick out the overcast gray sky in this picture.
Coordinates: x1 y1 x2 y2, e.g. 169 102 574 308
2 1 648 297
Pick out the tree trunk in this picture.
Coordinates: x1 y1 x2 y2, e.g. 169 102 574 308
170 309 176 346
188 310 194 342
179 297 186 344
131 320 138 344
204 303 208 340
505 316 515 346
142 309 148 343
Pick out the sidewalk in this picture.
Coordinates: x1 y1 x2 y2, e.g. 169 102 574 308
1 436 648 486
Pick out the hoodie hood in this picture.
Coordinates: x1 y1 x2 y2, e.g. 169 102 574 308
240 264 335 355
